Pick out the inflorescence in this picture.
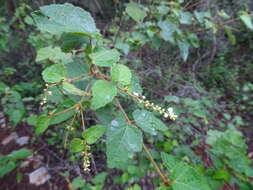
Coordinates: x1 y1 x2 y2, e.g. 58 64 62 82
40 84 52 105
82 143 91 172
133 92 178 120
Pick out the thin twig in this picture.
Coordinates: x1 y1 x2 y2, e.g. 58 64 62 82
115 98 132 124
65 72 92 83
115 98 170 185
64 113 77 149
183 0 194 9
113 14 123 45
185 0 204 10
48 105 77 118
79 103 86 131
142 144 170 185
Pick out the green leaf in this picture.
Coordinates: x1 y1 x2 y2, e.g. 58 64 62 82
164 95 180 103
224 26 236 45
178 41 190 61
62 82 88 96
128 74 143 96
66 61 89 79
36 46 72 63
206 129 247 159
46 86 64 104
35 115 51 135
157 5 170 15
218 10 230 19
192 109 207 119
42 64 66 83
194 11 211 23
82 125 106 144
158 20 177 42
115 40 130 55
133 109 167 135
9 109 25 126
91 80 117 110
106 118 142 168
92 172 108 184
206 129 253 177
179 11 192 25
49 109 75 125
89 49 120 67
126 3 147 23
8 148 32 160
111 64 132 85
0 161 16 178
32 3 97 36
27 114 38 126
161 153 211 190
72 177 86 189
212 168 230 181
70 138 84 153
240 12 253 30
95 105 123 126
0 82 8 92
60 33 89 52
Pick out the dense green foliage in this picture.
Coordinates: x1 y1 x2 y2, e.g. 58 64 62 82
1 0 253 189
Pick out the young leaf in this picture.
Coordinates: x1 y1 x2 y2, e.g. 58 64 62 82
32 3 97 36
111 64 132 85
62 82 88 96
42 64 66 83
89 49 120 67
133 109 167 135
240 12 253 30
82 125 106 144
70 138 84 153
35 115 51 135
91 80 117 110
161 153 211 190
106 118 143 168
126 3 147 23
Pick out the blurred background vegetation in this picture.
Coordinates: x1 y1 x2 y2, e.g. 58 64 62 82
0 0 253 190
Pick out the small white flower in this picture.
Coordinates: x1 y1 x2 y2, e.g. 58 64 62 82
167 107 173 113
142 96 146 99
164 113 169 118
133 92 139 96
48 91 52 95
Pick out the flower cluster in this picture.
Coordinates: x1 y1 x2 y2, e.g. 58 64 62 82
40 84 52 105
40 97 47 105
133 92 178 120
82 143 91 172
66 125 75 131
